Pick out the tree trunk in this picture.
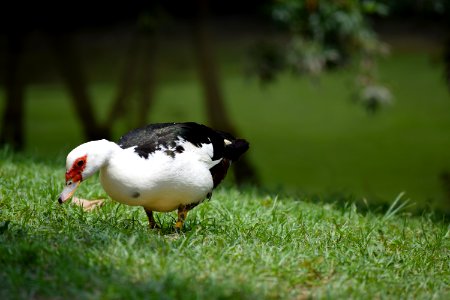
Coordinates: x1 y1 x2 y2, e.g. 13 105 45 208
0 33 25 150
49 34 110 140
191 0 259 185
191 0 235 133
136 32 158 127
106 34 140 125
444 36 450 91
50 30 158 141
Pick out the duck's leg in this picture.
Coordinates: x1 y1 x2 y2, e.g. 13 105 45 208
175 203 199 230
175 205 188 230
144 208 160 229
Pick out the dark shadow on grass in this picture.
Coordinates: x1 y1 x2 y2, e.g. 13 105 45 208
307 191 450 222
0 215 260 300
237 184 450 222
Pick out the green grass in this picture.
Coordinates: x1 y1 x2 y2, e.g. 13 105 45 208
1 150 449 299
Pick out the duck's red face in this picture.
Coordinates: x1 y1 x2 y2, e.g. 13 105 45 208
58 155 87 204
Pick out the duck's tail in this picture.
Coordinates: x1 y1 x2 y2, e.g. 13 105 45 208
224 138 249 161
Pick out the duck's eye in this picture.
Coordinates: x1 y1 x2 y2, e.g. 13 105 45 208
77 160 84 167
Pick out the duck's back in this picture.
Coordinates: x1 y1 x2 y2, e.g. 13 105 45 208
118 122 224 159
107 122 249 211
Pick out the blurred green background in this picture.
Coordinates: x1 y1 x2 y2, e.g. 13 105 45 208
1 1 449 213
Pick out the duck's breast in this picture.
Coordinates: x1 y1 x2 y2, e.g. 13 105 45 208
100 146 215 212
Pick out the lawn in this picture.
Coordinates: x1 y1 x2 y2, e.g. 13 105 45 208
0 150 449 299
6 49 449 214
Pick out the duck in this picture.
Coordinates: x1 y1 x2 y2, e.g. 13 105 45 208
58 122 249 230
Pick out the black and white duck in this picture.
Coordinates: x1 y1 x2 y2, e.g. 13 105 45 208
58 122 249 229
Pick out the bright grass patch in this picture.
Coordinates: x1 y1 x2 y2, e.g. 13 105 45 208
0 150 449 299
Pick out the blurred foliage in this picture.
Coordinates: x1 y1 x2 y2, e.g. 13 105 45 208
247 0 392 112
386 0 449 16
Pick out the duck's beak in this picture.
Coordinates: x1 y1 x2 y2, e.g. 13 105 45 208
58 179 81 204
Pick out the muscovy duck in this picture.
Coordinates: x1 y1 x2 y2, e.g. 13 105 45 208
58 122 249 229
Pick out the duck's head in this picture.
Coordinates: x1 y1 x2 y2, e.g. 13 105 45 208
58 139 115 204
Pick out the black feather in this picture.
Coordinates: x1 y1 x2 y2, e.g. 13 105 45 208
224 139 249 161
118 122 227 160
117 122 249 188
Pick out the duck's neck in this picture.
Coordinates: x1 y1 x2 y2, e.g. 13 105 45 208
94 139 121 166
83 140 121 176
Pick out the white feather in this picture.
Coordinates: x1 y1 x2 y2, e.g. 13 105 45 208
65 138 221 212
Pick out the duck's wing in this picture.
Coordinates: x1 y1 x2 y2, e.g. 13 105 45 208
118 122 222 159
119 123 182 159
118 122 249 187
